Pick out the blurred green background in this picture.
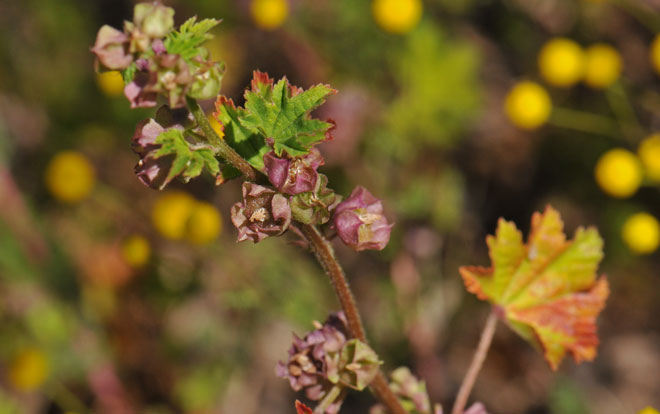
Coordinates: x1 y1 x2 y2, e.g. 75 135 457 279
1 0 660 413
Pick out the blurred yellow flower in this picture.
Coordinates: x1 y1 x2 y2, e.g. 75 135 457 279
651 34 660 75
639 407 660 414
638 134 660 182
622 213 660 254
186 201 222 245
583 44 622 88
45 151 96 203
121 235 151 268
152 191 196 240
504 81 552 130
594 149 642 198
538 38 585 87
372 0 422 35
96 70 125 97
208 115 225 139
250 0 288 30
8 348 49 392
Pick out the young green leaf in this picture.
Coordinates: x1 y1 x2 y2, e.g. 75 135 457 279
151 129 220 188
164 17 219 62
239 71 336 157
459 206 609 370
214 96 269 171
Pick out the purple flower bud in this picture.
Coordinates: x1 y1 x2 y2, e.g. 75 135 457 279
333 187 393 251
264 148 324 195
91 25 132 70
230 183 292 243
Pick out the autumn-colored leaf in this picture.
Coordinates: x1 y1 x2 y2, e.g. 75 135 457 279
295 400 313 414
459 206 609 370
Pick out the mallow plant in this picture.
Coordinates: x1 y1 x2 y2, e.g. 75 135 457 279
92 3 609 413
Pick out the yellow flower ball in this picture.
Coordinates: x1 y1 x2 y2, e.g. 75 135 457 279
639 407 660 414
45 151 96 203
121 235 151 267
504 81 552 130
96 71 125 97
250 0 288 30
638 133 660 182
8 348 49 392
186 201 222 245
583 44 622 88
151 191 195 240
622 212 660 254
594 149 642 198
538 38 585 87
208 115 225 139
651 34 660 75
372 0 422 35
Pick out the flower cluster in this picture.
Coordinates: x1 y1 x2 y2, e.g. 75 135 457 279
276 313 381 414
91 2 224 108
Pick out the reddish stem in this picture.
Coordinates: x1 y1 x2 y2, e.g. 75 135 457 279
451 311 498 414
300 224 406 414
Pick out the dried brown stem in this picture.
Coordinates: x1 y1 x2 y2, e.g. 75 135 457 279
451 311 498 414
300 224 406 414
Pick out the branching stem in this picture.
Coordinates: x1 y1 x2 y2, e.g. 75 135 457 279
451 311 498 414
300 224 406 414
185 96 257 181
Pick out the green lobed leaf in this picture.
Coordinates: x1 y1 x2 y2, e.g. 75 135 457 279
164 17 219 63
152 129 220 188
214 96 269 171
239 73 336 157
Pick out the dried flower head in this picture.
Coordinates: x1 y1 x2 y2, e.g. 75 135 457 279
230 183 292 242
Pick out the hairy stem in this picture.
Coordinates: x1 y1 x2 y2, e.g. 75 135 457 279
451 311 498 414
185 96 257 181
300 224 406 414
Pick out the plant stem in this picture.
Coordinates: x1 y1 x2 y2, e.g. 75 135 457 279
185 96 257 181
549 107 620 138
451 311 498 414
300 224 406 414
314 384 343 414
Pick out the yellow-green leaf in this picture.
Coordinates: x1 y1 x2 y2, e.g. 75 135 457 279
460 206 609 370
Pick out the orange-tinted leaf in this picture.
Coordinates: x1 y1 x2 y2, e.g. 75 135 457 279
459 206 609 370
296 400 313 414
